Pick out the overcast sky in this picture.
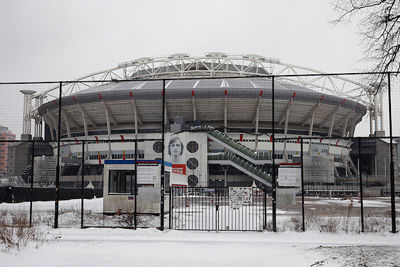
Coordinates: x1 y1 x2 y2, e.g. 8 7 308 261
0 0 367 82
1 0 395 137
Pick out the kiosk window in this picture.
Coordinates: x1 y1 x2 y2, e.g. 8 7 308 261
109 170 135 194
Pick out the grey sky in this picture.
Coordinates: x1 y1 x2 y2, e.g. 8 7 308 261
1 0 395 137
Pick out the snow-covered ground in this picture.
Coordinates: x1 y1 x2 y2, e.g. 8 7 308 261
2 228 400 266
1 198 399 266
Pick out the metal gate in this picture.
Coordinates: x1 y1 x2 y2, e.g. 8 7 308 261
170 187 267 231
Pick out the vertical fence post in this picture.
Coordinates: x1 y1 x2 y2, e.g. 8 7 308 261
29 140 35 227
169 183 173 229
271 75 277 232
80 140 85 229
300 138 305 232
54 81 62 229
160 79 165 231
263 185 267 230
358 137 364 232
134 139 138 229
387 73 397 234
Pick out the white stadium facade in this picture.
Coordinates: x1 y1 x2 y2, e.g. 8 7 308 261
21 53 386 189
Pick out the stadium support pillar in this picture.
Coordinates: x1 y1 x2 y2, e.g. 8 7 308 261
255 114 259 152
328 107 340 137
280 97 294 162
164 103 168 125
306 103 320 136
104 104 111 137
192 93 197 121
21 89 35 136
48 113 59 141
43 114 55 140
77 104 96 128
253 92 262 152
34 98 43 138
63 114 71 139
369 109 373 135
221 165 229 187
103 102 112 159
78 108 90 160
224 94 228 134
134 110 138 139
282 100 292 162
79 109 89 137
349 123 356 137
342 113 352 137
129 99 141 138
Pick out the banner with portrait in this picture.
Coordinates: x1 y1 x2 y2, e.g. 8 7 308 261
166 133 188 186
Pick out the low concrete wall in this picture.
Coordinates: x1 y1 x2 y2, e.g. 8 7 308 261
0 186 103 203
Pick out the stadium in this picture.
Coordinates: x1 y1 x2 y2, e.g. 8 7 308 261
21 53 381 191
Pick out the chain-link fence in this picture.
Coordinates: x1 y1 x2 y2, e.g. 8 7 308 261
0 73 398 233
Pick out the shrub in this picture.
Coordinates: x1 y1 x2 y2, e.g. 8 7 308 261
0 212 45 251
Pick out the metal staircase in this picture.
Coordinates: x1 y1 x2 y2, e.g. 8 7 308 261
191 125 272 187
191 125 271 164
208 153 272 186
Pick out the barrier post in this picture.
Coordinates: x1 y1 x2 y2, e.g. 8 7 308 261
387 73 397 234
160 79 165 231
358 137 364 232
29 140 35 227
81 140 85 229
300 138 305 232
54 81 62 229
271 75 277 232
134 139 138 229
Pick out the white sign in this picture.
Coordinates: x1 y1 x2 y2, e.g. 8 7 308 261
278 167 301 187
229 187 252 208
137 164 159 184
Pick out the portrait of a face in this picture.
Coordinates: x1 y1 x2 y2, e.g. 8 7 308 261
168 136 183 163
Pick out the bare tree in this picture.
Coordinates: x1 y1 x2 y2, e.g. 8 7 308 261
333 0 400 77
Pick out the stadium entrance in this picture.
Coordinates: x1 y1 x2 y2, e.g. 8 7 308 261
170 186 267 231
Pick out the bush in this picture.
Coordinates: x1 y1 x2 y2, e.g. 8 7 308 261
0 212 45 251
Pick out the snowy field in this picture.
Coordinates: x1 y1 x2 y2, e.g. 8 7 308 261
1 198 400 266
1 227 400 266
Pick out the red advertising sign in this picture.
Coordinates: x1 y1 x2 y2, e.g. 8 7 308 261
172 164 186 175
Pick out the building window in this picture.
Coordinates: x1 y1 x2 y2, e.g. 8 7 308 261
109 170 135 194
